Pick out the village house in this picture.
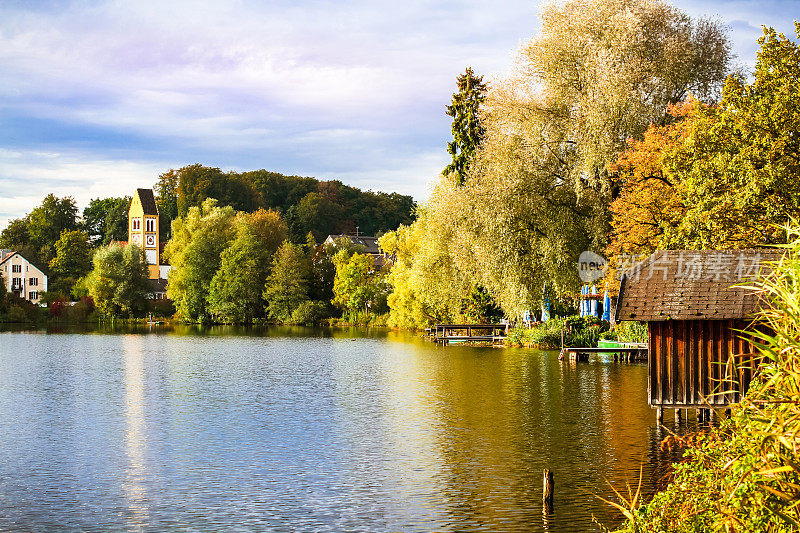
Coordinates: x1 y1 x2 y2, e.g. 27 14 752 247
616 249 780 422
324 233 388 269
0 250 48 305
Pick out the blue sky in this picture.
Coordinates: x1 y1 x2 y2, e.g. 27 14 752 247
0 0 796 228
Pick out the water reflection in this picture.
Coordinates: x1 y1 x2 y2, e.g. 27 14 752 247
0 325 691 532
123 335 150 528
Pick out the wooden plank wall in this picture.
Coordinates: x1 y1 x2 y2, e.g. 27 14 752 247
648 319 758 407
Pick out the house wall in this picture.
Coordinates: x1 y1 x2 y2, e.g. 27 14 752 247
648 319 759 407
1 254 48 304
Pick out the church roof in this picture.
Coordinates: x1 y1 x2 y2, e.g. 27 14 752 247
136 188 159 215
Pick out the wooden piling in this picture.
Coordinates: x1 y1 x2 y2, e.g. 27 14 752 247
656 407 663 424
543 468 554 513
674 408 682 423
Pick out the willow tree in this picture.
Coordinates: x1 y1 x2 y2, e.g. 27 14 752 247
379 205 474 328
442 0 730 313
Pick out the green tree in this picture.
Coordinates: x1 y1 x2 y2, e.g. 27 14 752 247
290 191 346 242
0 218 44 271
48 230 92 295
175 164 259 216
444 67 487 185
208 209 288 323
82 197 130 245
0 218 30 250
263 241 309 322
84 243 149 317
332 251 387 314
154 169 179 240
26 194 80 262
461 285 503 324
164 199 237 321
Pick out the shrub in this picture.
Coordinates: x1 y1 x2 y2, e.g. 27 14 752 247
616 321 648 343
8 304 29 323
49 298 65 317
291 300 331 326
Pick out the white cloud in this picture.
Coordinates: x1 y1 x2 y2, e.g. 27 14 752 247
0 0 797 231
0 150 168 227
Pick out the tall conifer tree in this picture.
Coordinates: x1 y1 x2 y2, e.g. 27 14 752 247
444 68 487 185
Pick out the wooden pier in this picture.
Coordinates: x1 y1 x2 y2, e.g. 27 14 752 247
431 324 508 345
559 345 648 362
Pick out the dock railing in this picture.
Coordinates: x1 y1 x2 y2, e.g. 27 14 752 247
433 324 508 345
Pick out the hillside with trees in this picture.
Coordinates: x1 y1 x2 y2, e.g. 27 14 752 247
153 165 415 242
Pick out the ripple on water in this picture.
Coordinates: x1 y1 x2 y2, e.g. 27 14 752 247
0 327 687 532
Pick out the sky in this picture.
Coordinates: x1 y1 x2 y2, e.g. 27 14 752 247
0 0 797 229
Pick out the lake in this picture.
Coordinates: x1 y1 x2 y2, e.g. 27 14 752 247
0 325 688 532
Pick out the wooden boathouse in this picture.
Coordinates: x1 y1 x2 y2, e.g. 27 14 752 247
616 249 779 421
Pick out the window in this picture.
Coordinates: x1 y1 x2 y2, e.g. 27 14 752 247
29 291 38 300
29 277 38 286
132 218 141 230
12 264 21 273
146 218 155 232
12 277 22 288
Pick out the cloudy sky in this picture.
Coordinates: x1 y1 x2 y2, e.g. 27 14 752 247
0 0 796 228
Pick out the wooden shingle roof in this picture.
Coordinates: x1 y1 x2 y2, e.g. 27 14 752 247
616 249 781 322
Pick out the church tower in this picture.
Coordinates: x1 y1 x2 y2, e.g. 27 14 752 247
128 188 160 279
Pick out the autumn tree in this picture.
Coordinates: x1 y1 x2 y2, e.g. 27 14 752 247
444 67 487 185
663 24 800 249
606 99 696 256
608 24 800 252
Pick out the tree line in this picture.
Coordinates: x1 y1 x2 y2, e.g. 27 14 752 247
162 199 390 324
0 165 413 322
154 166 415 243
378 0 800 329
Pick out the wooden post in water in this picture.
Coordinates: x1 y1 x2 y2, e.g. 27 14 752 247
543 468 554 514
675 408 682 424
656 407 663 424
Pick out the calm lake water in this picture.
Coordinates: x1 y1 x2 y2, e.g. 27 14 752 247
0 325 690 532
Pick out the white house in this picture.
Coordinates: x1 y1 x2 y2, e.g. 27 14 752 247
0 250 48 304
